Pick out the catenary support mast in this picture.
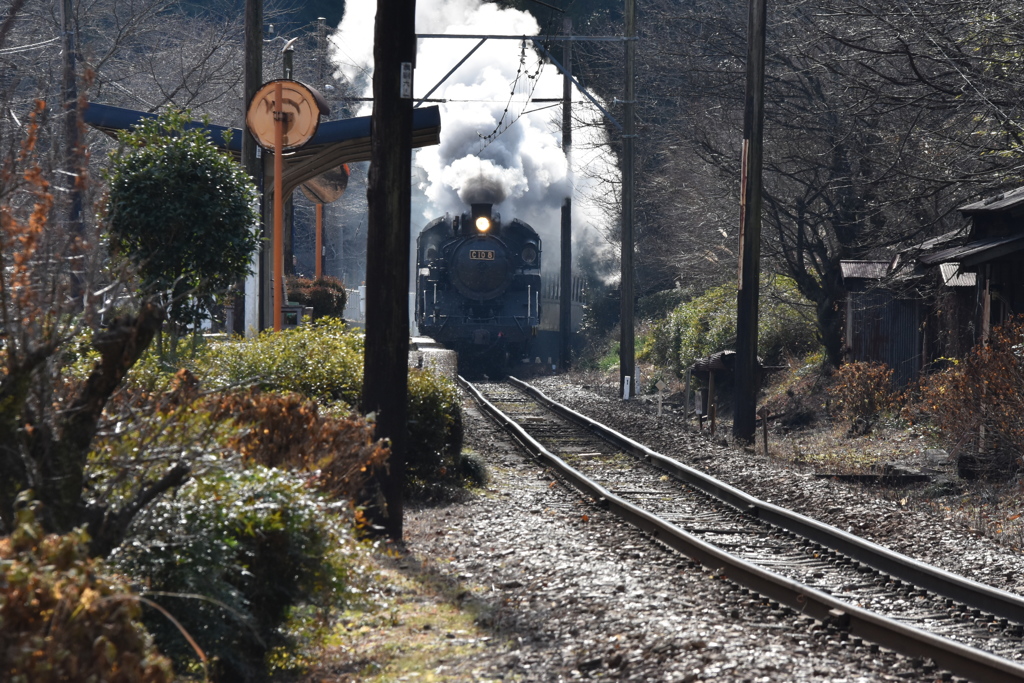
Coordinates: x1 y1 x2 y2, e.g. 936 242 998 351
560 17 573 371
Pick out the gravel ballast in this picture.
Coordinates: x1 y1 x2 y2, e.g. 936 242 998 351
397 380 961 682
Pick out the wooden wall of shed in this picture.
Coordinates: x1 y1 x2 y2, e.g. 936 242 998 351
845 289 921 387
986 260 1024 326
921 287 977 370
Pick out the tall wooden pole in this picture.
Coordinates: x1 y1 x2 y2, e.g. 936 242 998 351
619 0 637 398
559 17 573 372
733 0 767 442
362 0 415 539
282 47 295 279
60 0 83 259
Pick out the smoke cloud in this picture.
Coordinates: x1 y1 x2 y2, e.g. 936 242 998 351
330 0 617 277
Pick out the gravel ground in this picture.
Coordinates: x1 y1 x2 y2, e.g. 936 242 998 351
529 376 1024 598
397 378 956 682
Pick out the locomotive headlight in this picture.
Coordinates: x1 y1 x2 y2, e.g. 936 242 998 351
475 216 491 232
521 244 538 266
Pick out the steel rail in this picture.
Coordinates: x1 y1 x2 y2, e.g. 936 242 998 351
509 377 1024 626
461 377 1024 683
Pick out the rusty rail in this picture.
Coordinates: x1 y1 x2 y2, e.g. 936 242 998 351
508 377 1024 626
461 377 1024 683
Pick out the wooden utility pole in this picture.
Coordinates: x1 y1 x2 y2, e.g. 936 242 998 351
559 17 573 372
362 0 416 539
315 205 324 279
242 0 263 334
59 0 82 242
619 0 637 398
733 0 767 442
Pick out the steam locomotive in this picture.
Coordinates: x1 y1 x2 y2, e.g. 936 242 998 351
415 203 542 371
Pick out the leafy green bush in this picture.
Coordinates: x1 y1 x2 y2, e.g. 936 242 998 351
198 317 364 405
111 467 366 682
642 274 819 374
128 321 468 497
287 276 348 320
1 501 174 683
636 287 692 321
405 368 473 498
104 108 259 330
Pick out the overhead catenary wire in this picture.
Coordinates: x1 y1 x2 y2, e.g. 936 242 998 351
0 36 59 54
477 38 547 153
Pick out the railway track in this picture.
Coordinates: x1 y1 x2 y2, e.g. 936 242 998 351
460 376 1024 683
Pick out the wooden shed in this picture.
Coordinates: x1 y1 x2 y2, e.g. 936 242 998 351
918 186 1024 343
840 261 924 386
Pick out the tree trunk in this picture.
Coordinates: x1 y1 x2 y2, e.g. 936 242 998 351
817 293 845 369
0 348 54 530
34 302 164 533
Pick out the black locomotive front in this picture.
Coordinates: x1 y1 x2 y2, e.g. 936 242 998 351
416 203 542 369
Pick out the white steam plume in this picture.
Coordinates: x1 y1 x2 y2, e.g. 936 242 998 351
329 0 617 277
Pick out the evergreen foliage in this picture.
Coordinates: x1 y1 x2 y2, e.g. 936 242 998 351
111 467 365 682
105 108 259 330
641 274 820 374
198 318 365 405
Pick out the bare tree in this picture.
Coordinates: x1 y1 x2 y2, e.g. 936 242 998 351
577 0 1024 365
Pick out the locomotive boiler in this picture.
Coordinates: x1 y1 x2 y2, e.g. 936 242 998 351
415 203 542 371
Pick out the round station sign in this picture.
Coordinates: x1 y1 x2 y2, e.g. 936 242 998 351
246 79 329 151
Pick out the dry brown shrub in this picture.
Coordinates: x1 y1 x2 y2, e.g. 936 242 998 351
0 503 174 683
208 389 389 500
913 317 1024 479
833 361 899 422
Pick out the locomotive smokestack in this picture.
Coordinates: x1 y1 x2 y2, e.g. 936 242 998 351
471 203 492 223
470 203 494 233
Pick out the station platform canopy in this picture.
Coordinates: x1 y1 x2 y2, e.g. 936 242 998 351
82 102 442 197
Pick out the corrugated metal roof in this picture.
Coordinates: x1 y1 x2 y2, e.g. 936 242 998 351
938 262 976 287
903 228 969 252
840 261 889 280
918 233 1024 267
958 185 1024 214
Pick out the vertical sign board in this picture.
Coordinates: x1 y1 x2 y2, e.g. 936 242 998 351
400 63 414 99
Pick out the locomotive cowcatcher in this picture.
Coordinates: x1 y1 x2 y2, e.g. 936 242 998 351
415 202 542 372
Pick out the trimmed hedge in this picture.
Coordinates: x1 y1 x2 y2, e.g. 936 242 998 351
406 367 471 496
286 276 348 320
200 317 365 405
129 319 468 498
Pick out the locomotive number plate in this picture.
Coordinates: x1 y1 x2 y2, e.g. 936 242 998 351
469 250 495 260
